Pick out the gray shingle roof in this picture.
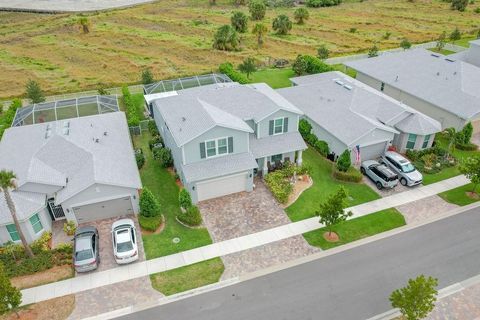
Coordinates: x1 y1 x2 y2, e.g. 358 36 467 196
153 82 303 147
249 132 306 159
0 191 46 225
0 112 142 205
181 152 258 183
345 49 480 120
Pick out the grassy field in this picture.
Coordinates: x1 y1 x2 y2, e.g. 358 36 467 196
303 208 406 250
0 0 479 98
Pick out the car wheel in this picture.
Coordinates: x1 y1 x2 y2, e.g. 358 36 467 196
400 178 407 186
360 167 366 175
376 182 383 190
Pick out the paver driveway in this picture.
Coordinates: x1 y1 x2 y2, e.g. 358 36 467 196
198 179 318 279
396 195 459 225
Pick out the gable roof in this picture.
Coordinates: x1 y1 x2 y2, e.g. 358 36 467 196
0 112 142 205
152 82 303 147
278 72 440 146
345 49 480 120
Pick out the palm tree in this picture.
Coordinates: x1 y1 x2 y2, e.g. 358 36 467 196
0 170 34 258
252 23 268 48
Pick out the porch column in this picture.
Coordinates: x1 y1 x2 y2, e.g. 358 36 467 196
296 150 303 166
263 156 268 176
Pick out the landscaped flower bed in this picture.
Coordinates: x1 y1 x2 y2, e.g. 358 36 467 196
264 162 310 204
406 145 456 174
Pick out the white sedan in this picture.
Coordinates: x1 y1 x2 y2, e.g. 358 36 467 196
111 219 139 265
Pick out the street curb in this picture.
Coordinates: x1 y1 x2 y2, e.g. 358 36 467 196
81 202 480 320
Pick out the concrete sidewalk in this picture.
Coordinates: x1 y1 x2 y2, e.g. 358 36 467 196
20 175 469 306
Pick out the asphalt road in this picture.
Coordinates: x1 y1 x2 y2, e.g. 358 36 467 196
119 207 480 320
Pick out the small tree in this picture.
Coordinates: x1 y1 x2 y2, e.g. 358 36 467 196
155 148 173 167
400 38 412 50
272 14 292 35
249 0 266 20
317 44 329 60
25 79 45 104
213 25 240 51
252 23 268 48
390 275 438 320
78 16 90 34
294 8 309 25
436 31 447 51
298 118 312 138
231 11 249 33
238 57 257 79
367 44 379 57
451 0 468 11
140 188 161 217
292 55 308 75
0 263 21 317
449 27 461 42
336 149 351 172
459 156 480 192
316 187 352 237
141 68 154 85
179 189 193 210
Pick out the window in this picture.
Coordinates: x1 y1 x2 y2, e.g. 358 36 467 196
271 154 282 162
274 118 284 134
422 134 431 149
406 134 417 149
203 137 232 159
6 224 20 241
29 213 43 234
217 138 228 155
206 140 216 157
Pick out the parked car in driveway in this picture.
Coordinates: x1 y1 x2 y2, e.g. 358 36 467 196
112 219 139 265
381 151 423 186
73 226 100 273
360 160 399 189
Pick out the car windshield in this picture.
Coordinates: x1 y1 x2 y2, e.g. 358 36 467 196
401 163 415 173
76 249 93 261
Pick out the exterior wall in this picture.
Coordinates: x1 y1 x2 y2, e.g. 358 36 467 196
61 183 140 224
183 126 249 164
257 151 297 175
356 72 466 130
18 182 62 196
394 132 435 154
153 108 184 174
257 110 299 139
0 206 52 245
306 115 349 158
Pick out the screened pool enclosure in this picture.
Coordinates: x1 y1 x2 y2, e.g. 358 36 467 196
143 73 233 95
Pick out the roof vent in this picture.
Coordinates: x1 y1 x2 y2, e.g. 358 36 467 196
334 80 344 86
95 138 100 143
431 53 440 58
63 121 70 128
62 128 69 136
453 71 457 75
436 72 440 76
103 131 108 136
181 117 186 122
445 58 455 62
343 84 353 90
395 75 399 82
45 130 52 139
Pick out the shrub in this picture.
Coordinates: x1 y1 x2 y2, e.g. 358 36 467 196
179 189 193 210
299 119 312 138
139 215 162 232
140 188 161 217
294 7 309 24
30 232 51 254
314 140 329 157
136 150 145 169
332 166 363 182
336 149 351 172
249 0 266 20
456 143 478 151
272 14 292 35
368 45 379 58
306 0 341 7
149 136 163 150
292 55 333 76
0 99 22 140
141 68 154 85
219 62 250 84
317 44 330 60
264 171 293 203
400 38 412 50
177 205 203 226
475 7 480 13
306 133 318 146
157 148 173 167
63 221 77 236
265 0 294 7
213 25 239 51
148 120 160 136
25 79 45 104
231 11 249 33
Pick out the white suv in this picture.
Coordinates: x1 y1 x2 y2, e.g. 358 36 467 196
381 151 423 187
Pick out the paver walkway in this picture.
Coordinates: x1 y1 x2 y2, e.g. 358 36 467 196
396 195 459 225
427 282 480 320
20 174 469 306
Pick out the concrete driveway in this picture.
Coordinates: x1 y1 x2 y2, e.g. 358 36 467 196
198 179 318 279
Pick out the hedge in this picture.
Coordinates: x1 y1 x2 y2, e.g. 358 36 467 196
332 166 363 183
122 86 140 127
0 99 22 139
140 188 161 217
177 205 202 226
219 62 250 84
179 189 192 210
139 215 163 232
135 148 145 169
305 0 341 7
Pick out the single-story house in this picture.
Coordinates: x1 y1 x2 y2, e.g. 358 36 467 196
0 112 142 245
449 39 480 68
277 71 441 162
151 82 307 203
345 49 480 132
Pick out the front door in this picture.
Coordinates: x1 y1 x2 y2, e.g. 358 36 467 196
47 198 66 220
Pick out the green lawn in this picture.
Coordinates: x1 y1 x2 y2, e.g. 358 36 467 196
250 68 295 89
439 183 480 206
150 258 224 296
303 208 406 250
131 93 147 120
332 64 357 78
422 165 460 185
428 48 455 55
450 35 478 48
286 148 380 222
133 133 213 259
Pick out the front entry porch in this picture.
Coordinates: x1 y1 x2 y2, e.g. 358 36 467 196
255 150 303 177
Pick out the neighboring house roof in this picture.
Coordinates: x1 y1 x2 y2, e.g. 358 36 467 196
345 49 480 120
153 82 303 147
249 132 307 159
0 112 142 205
449 39 480 68
0 191 46 225
181 152 258 183
394 113 441 136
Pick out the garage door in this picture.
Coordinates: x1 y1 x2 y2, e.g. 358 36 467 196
197 172 248 202
360 142 387 161
73 196 133 223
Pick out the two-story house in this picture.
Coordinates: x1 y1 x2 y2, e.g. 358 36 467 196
151 82 306 203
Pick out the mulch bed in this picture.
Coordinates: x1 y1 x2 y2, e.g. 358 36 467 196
323 232 340 242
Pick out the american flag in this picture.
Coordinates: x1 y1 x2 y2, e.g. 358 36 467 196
353 145 361 164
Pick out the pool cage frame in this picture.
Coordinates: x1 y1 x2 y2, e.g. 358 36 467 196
143 73 233 95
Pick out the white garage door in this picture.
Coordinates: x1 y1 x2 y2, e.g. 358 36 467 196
73 196 133 223
360 142 387 161
197 172 248 202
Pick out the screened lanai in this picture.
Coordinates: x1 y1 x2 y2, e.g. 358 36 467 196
12 95 119 127
143 73 232 95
